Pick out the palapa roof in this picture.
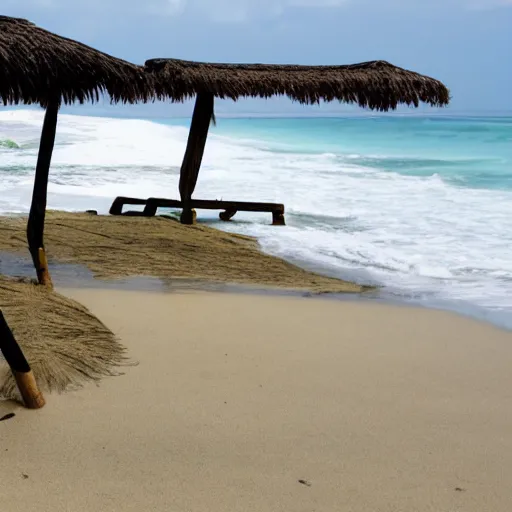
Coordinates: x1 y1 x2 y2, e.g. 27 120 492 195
145 58 449 111
0 15 151 106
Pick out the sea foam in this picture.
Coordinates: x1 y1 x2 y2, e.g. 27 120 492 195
1 110 511 328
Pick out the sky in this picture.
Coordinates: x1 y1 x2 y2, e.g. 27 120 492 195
3 0 512 116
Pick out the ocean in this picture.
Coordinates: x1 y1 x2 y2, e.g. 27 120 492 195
1 109 511 328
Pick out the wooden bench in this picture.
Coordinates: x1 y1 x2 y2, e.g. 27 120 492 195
109 196 286 225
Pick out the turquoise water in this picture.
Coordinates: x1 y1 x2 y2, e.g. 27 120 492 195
1 110 511 328
164 115 512 190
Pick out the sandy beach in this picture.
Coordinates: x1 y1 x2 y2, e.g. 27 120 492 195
2 287 511 511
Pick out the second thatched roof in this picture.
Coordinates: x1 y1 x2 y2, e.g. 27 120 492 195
0 15 152 106
145 58 449 111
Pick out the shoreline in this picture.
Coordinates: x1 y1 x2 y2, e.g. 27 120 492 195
2 250 508 334
0 210 510 331
58 280 512 341
2 111 511 331
0 211 367 294
56 278 512 333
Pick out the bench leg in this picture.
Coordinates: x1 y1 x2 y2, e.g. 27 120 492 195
109 197 125 215
272 211 286 226
219 209 237 221
180 208 197 225
143 200 158 217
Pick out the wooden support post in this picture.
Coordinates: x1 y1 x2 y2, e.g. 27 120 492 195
179 93 214 225
37 247 53 288
272 211 286 226
26 98 59 288
0 311 45 409
180 208 197 225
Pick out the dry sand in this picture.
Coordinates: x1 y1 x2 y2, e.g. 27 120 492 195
1 288 511 512
0 211 365 293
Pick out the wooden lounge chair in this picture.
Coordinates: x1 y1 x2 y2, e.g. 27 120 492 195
109 196 286 225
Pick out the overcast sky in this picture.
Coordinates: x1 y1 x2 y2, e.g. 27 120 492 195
4 0 512 116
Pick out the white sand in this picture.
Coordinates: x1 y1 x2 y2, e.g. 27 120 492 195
1 289 512 511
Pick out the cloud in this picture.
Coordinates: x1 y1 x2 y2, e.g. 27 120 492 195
8 0 512 21
200 0 350 22
147 0 186 15
467 0 512 8
8 0 349 19
163 0 512 21
288 0 347 5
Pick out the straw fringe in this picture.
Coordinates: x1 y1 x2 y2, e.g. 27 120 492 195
0 15 152 106
0 276 132 401
145 58 450 111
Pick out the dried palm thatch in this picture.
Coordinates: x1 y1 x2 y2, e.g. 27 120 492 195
0 15 152 106
0 212 366 293
0 276 130 401
145 58 450 111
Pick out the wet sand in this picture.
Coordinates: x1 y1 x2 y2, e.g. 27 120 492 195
2 287 512 512
0 211 365 293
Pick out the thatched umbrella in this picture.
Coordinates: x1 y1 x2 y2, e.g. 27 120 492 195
0 15 152 286
145 58 450 223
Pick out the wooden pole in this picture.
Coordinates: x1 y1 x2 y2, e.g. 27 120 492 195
179 92 214 224
26 98 60 288
0 311 45 409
